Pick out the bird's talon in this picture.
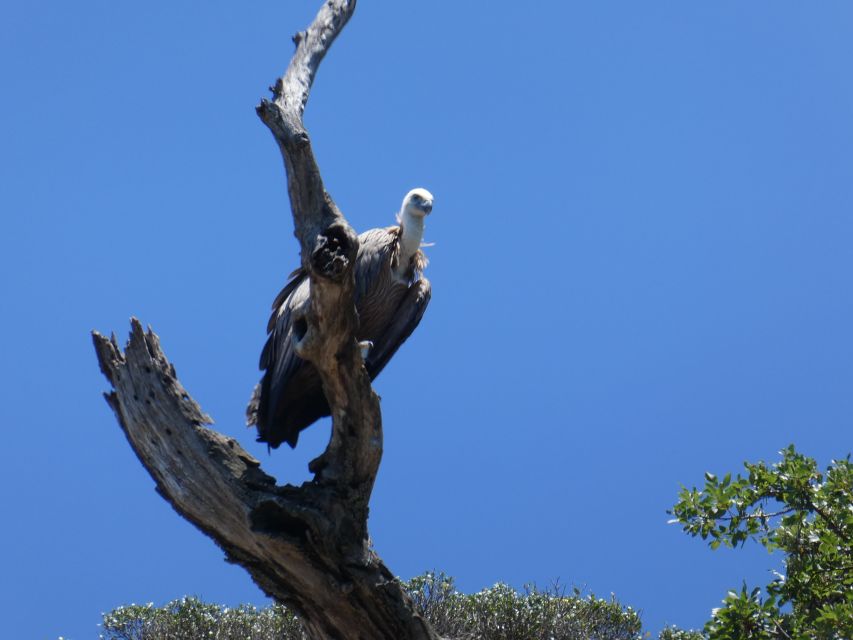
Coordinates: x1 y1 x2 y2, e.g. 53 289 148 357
358 340 374 360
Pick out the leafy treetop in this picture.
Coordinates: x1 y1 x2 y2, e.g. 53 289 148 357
670 445 852 639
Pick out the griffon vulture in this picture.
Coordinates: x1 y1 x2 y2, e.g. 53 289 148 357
247 188 433 448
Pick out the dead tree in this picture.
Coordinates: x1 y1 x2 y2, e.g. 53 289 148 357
92 2 440 638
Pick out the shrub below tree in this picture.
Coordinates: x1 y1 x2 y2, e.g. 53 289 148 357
100 572 699 640
100 446 851 640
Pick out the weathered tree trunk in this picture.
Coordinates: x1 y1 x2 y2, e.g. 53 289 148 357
92 2 439 639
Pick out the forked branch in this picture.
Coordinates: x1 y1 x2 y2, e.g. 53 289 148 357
93 1 440 638
92 321 436 639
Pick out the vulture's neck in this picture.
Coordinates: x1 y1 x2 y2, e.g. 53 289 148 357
396 211 424 275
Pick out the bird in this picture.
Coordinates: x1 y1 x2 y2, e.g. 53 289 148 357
247 188 434 449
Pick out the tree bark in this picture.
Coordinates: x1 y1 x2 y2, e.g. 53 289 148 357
92 2 439 639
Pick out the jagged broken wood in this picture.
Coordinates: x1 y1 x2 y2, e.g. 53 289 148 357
92 322 435 639
93 1 439 638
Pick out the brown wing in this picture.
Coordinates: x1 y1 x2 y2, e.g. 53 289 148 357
248 230 430 449
365 277 431 379
247 268 331 449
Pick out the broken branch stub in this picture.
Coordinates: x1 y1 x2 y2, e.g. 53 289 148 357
92 321 437 639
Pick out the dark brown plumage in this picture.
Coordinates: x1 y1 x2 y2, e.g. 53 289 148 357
248 190 433 449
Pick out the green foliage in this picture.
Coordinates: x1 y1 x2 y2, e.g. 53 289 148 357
656 626 704 640
402 571 643 640
100 445 852 639
101 597 306 640
101 572 697 640
670 445 853 639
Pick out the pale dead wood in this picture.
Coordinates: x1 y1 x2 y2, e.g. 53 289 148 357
93 1 440 638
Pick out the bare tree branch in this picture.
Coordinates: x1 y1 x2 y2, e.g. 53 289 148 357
93 322 437 639
255 0 377 498
256 0 357 252
93 2 441 638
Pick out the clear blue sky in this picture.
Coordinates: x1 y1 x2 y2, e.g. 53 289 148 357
1 2 851 638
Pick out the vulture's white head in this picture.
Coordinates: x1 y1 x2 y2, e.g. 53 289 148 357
401 188 434 218
396 187 433 275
